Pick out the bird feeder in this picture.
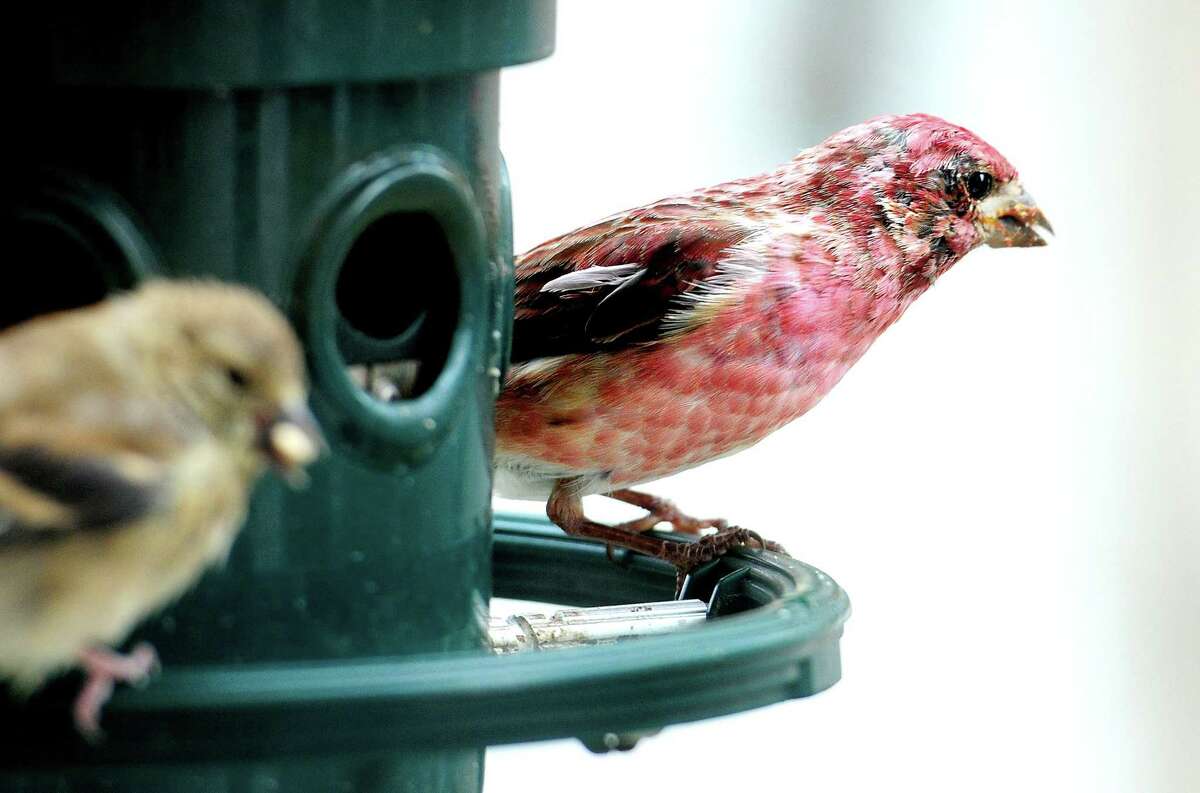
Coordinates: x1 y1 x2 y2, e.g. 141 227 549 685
0 3 850 791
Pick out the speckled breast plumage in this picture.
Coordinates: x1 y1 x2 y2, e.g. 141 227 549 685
494 271 892 499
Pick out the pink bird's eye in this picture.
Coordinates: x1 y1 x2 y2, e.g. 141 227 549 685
965 171 994 200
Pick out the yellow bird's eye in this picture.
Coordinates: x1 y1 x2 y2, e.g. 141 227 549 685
226 367 250 389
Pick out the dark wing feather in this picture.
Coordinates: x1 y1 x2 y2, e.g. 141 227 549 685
0 445 163 544
511 214 749 363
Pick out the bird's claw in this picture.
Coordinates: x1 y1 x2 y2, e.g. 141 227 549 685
666 527 788 597
758 536 788 555
73 642 161 740
662 525 783 570
124 642 162 689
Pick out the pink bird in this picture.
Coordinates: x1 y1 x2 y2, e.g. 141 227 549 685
495 113 1050 574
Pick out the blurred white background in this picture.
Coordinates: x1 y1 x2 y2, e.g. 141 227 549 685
489 1 1199 791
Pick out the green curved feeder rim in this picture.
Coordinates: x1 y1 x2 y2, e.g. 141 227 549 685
37 0 557 87
1 514 849 767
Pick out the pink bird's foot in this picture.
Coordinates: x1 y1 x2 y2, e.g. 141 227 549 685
550 479 787 598
659 526 775 569
73 642 160 740
605 488 729 535
666 527 787 595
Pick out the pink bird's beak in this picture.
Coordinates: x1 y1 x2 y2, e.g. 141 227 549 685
977 181 1053 248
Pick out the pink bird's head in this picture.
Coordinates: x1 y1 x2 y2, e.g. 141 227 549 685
783 113 1050 274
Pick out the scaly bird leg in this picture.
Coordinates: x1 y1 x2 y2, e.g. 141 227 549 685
604 488 787 554
550 480 785 593
605 488 729 534
73 642 159 740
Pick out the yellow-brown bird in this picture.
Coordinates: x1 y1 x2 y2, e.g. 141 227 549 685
0 280 323 738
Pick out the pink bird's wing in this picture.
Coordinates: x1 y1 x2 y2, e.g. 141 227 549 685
511 213 750 363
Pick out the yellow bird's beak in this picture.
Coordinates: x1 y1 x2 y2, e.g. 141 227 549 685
258 402 325 486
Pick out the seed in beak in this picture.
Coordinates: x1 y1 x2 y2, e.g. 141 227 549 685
270 421 319 469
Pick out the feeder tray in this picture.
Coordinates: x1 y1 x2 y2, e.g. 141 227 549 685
1 513 848 771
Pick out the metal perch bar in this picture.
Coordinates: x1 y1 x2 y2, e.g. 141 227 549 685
489 599 708 653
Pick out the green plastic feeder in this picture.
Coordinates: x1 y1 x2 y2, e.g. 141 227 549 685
0 3 850 791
